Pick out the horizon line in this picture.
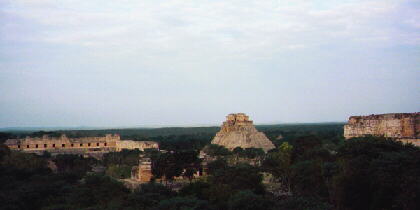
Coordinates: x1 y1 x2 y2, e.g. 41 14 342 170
0 121 346 131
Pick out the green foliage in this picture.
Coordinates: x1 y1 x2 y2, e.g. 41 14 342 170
290 160 329 198
106 164 132 179
182 163 267 209
126 183 176 210
102 149 142 167
65 174 130 209
0 151 74 210
184 167 197 181
206 163 266 208
232 147 244 155
102 150 142 179
243 148 265 159
152 152 182 181
259 123 344 147
202 144 232 156
152 151 200 181
155 196 211 210
273 196 332 210
228 190 273 210
233 147 265 159
263 142 293 191
53 154 96 177
288 135 332 199
0 132 15 144
152 134 212 151
207 158 228 175
1 126 418 210
0 143 11 161
1 151 49 172
137 182 176 197
179 181 211 200
331 137 420 210
292 135 324 161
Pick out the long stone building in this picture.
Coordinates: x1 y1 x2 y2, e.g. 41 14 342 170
344 112 420 146
4 134 159 158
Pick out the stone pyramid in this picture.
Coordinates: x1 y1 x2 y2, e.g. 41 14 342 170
211 113 275 152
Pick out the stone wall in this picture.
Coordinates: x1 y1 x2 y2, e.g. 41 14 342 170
344 112 420 146
116 140 159 152
4 134 159 157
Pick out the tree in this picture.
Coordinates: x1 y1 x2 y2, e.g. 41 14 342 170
263 142 293 192
53 154 95 177
232 147 244 163
206 163 266 208
290 160 329 198
0 143 10 161
228 190 273 210
202 144 232 156
331 137 420 210
243 148 265 159
66 174 130 209
126 183 176 209
106 164 132 179
184 167 196 182
155 196 211 210
232 147 244 155
179 181 211 200
1 151 49 172
207 158 228 175
272 196 332 210
291 135 324 161
152 150 201 184
102 149 142 167
152 152 183 184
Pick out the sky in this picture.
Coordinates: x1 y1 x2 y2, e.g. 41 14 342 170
0 0 419 127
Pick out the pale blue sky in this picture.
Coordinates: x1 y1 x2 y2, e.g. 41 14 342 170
0 0 419 127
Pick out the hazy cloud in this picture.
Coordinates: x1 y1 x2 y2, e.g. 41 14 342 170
0 0 419 127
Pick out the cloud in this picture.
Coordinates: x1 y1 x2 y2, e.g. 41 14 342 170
2 0 419 59
0 0 419 126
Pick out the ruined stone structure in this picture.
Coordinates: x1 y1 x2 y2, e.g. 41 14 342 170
131 155 153 182
211 113 275 152
4 134 159 158
344 113 420 146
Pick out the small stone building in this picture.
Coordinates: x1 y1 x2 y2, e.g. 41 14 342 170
131 155 153 182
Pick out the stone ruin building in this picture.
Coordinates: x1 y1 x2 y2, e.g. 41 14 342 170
211 113 275 152
4 134 159 158
131 154 153 182
344 112 420 146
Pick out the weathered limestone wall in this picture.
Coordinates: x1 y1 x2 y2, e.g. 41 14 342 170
344 112 420 146
138 156 153 182
4 134 118 151
116 140 159 151
211 113 275 152
4 134 159 156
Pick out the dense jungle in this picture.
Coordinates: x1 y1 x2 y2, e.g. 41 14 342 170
0 123 418 210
